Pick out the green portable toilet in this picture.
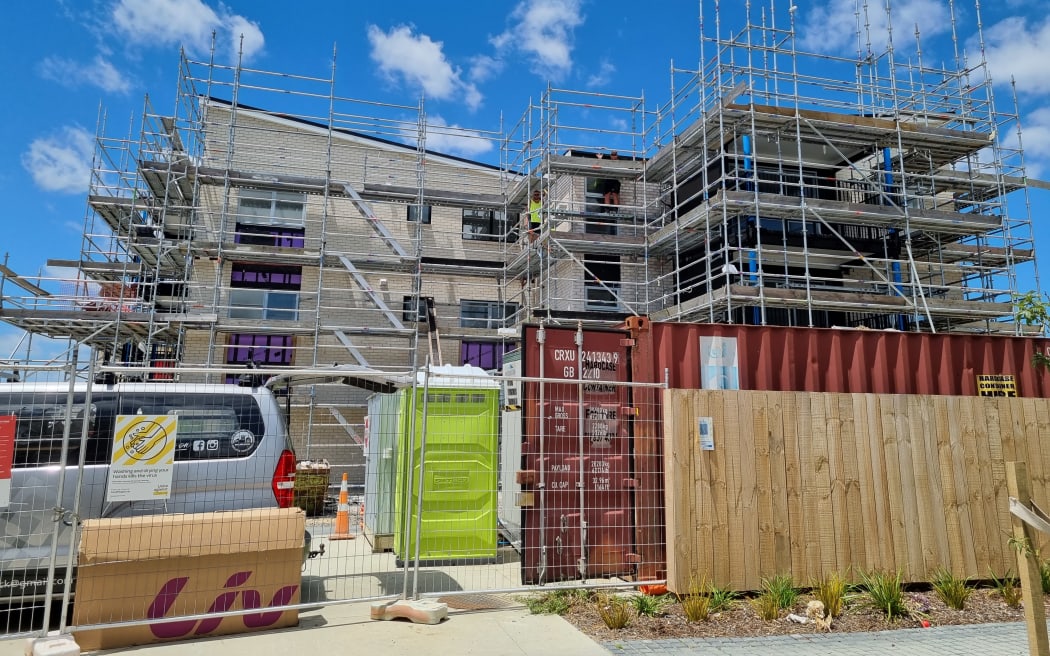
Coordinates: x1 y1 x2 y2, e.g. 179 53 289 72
393 365 500 564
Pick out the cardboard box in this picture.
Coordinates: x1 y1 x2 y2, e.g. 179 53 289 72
72 507 304 651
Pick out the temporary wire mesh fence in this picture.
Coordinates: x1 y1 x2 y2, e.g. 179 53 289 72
0 362 665 641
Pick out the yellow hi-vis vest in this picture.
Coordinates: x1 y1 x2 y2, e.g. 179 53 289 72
529 198 542 226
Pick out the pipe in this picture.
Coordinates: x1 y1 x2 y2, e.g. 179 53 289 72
536 324 547 583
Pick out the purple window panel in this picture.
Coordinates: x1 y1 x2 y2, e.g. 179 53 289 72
460 341 514 371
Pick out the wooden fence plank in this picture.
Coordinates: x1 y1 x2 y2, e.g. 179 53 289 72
946 396 979 575
880 395 910 575
894 395 923 580
768 393 792 575
920 395 951 575
983 398 1010 577
960 398 991 577
868 395 897 572
906 395 937 578
662 389 687 590
782 392 806 582
971 396 1004 575
837 394 866 577
825 394 851 576
852 394 879 574
796 394 824 578
693 391 713 587
723 392 746 589
1022 399 1049 554
753 392 776 583
709 391 731 587
936 395 965 574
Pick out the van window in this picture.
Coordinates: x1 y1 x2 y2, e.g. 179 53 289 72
120 393 265 460
0 391 265 467
0 393 118 468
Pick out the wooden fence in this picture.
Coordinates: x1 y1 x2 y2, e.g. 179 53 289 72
663 389 1050 593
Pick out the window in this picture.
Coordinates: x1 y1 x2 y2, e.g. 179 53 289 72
407 204 432 224
584 255 622 311
462 208 515 242
459 299 519 328
237 190 306 227
402 295 429 322
460 341 514 371
229 264 301 320
234 223 306 248
1 394 117 467
225 334 294 383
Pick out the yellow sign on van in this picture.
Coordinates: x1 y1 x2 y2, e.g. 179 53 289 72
105 415 177 502
976 374 1017 397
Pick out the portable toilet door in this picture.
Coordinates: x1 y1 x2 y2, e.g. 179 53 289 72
363 390 402 552
394 365 500 564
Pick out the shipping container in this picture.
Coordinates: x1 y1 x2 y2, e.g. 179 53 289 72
626 318 1050 397
519 325 637 584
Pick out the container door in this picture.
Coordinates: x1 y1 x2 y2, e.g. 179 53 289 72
519 326 634 584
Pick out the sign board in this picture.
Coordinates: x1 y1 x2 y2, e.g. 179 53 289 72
0 415 14 508
106 415 177 502
697 417 715 451
699 336 740 390
976 374 1017 397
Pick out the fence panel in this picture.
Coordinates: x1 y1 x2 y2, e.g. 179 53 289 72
663 388 1050 593
1 362 664 642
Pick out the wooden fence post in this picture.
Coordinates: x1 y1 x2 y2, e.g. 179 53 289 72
1006 461 1050 656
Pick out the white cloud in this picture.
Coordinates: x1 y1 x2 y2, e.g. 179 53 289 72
469 55 503 83
39 55 131 94
587 60 616 88
22 126 94 194
111 0 265 62
1019 107 1050 178
492 0 584 80
398 116 494 158
799 0 950 54
980 16 1050 95
367 25 482 111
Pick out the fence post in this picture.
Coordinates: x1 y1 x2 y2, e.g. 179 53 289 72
1006 461 1050 656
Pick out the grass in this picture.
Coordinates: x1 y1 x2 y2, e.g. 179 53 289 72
813 571 849 617
750 574 798 622
709 584 739 613
596 593 632 629
930 567 971 610
631 593 674 617
990 569 1023 609
680 575 712 623
859 569 909 621
761 574 799 610
523 589 588 615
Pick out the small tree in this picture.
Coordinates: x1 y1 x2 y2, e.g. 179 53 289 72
1014 291 1050 370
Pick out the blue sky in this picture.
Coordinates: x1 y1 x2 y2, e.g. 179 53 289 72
4 0 1050 359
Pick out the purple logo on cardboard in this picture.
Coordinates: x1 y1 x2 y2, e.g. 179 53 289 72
146 571 298 638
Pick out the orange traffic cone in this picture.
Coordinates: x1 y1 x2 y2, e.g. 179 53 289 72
330 472 356 541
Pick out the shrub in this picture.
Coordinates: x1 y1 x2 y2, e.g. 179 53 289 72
596 593 632 629
990 569 1023 609
859 569 908 621
751 590 781 621
631 593 674 617
761 574 799 611
709 584 739 613
680 574 711 623
1041 560 1050 595
813 571 848 617
930 567 971 610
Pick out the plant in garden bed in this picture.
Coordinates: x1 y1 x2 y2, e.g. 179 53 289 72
990 569 1023 608
859 569 909 621
930 567 971 610
680 575 712 623
751 574 798 621
709 584 739 613
631 592 674 618
596 593 632 629
524 589 587 615
812 571 849 617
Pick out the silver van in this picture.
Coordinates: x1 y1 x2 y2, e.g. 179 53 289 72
0 382 301 607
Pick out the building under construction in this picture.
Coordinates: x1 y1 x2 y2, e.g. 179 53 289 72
0 1 1038 485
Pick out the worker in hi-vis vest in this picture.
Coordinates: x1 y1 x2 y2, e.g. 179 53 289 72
527 187 543 242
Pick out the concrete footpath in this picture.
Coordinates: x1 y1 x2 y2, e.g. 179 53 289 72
4 609 1049 655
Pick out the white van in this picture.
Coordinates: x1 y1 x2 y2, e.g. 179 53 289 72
0 382 301 607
